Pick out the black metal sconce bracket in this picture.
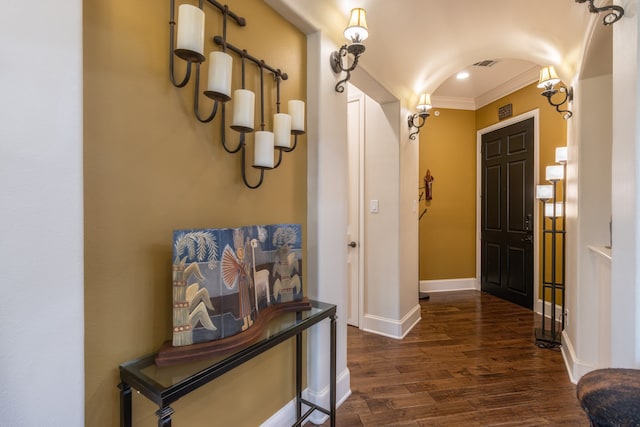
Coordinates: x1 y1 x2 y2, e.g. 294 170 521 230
575 0 624 25
330 43 365 93
542 85 574 120
407 111 429 140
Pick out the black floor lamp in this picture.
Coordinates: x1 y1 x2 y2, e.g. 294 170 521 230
535 146 567 347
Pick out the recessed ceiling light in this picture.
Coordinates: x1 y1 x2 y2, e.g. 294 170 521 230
456 71 470 80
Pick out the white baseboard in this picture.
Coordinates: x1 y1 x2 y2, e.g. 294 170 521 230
260 367 351 427
420 278 478 293
361 303 422 339
561 330 595 384
534 298 565 322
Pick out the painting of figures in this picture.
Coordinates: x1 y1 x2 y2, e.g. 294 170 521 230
171 224 303 347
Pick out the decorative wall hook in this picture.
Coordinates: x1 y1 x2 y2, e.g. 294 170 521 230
169 0 305 189
407 93 432 140
330 8 368 93
537 66 573 120
575 0 624 25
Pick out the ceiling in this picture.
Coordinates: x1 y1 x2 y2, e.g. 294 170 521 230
267 0 604 109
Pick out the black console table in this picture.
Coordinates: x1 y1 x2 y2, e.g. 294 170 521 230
118 299 337 427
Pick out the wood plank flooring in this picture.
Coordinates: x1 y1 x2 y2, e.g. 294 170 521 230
315 290 589 426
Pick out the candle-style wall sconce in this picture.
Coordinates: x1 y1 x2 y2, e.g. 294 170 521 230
169 0 305 189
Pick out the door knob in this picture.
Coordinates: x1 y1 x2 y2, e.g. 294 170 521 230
521 235 533 243
348 241 357 248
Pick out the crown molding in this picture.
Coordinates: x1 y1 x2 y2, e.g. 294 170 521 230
430 96 477 110
432 66 540 111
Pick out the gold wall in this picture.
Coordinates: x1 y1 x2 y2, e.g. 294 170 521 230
419 109 477 279
419 83 567 282
84 0 307 425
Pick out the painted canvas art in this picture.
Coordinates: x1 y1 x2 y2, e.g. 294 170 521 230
171 224 303 347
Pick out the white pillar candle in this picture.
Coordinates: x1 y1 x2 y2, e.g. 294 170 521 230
273 113 292 148
231 89 255 132
176 4 205 57
254 131 275 168
288 100 305 133
205 51 233 101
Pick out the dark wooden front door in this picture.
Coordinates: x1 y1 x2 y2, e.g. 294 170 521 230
481 118 534 309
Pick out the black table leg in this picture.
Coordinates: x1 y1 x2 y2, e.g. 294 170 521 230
296 331 302 421
156 406 175 427
330 314 336 427
118 382 132 427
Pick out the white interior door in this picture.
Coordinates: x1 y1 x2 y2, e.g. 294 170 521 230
347 89 364 327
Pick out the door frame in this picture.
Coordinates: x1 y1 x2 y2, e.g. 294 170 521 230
476 109 541 312
347 86 366 327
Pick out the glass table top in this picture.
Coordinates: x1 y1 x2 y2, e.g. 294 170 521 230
120 300 335 398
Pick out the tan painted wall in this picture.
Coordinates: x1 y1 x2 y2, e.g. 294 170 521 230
84 0 307 425
419 83 567 283
419 109 477 280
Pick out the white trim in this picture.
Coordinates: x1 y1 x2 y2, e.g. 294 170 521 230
420 278 478 293
431 95 476 110
361 304 422 339
476 110 540 310
534 298 564 322
347 86 366 328
357 92 365 330
561 330 595 384
260 367 352 427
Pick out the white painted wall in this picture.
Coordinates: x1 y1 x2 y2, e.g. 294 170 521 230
0 1 84 426
363 97 401 319
563 73 614 379
305 31 351 423
610 0 640 368
398 109 421 325
340 78 421 339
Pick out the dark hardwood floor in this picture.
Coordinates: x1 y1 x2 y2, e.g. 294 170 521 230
315 290 589 426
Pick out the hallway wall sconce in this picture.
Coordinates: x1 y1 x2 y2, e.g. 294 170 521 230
169 0 305 189
575 0 624 25
535 146 568 348
407 93 432 140
330 8 368 93
538 66 573 120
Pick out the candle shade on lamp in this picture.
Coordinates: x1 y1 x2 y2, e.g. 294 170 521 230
254 131 275 168
175 4 205 62
546 165 564 181
273 113 292 148
545 202 564 218
537 66 561 89
556 146 568 164
231 89 255 132
204 51 233 102
289 100 305 134
536 185 553 201
344 8 368 42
